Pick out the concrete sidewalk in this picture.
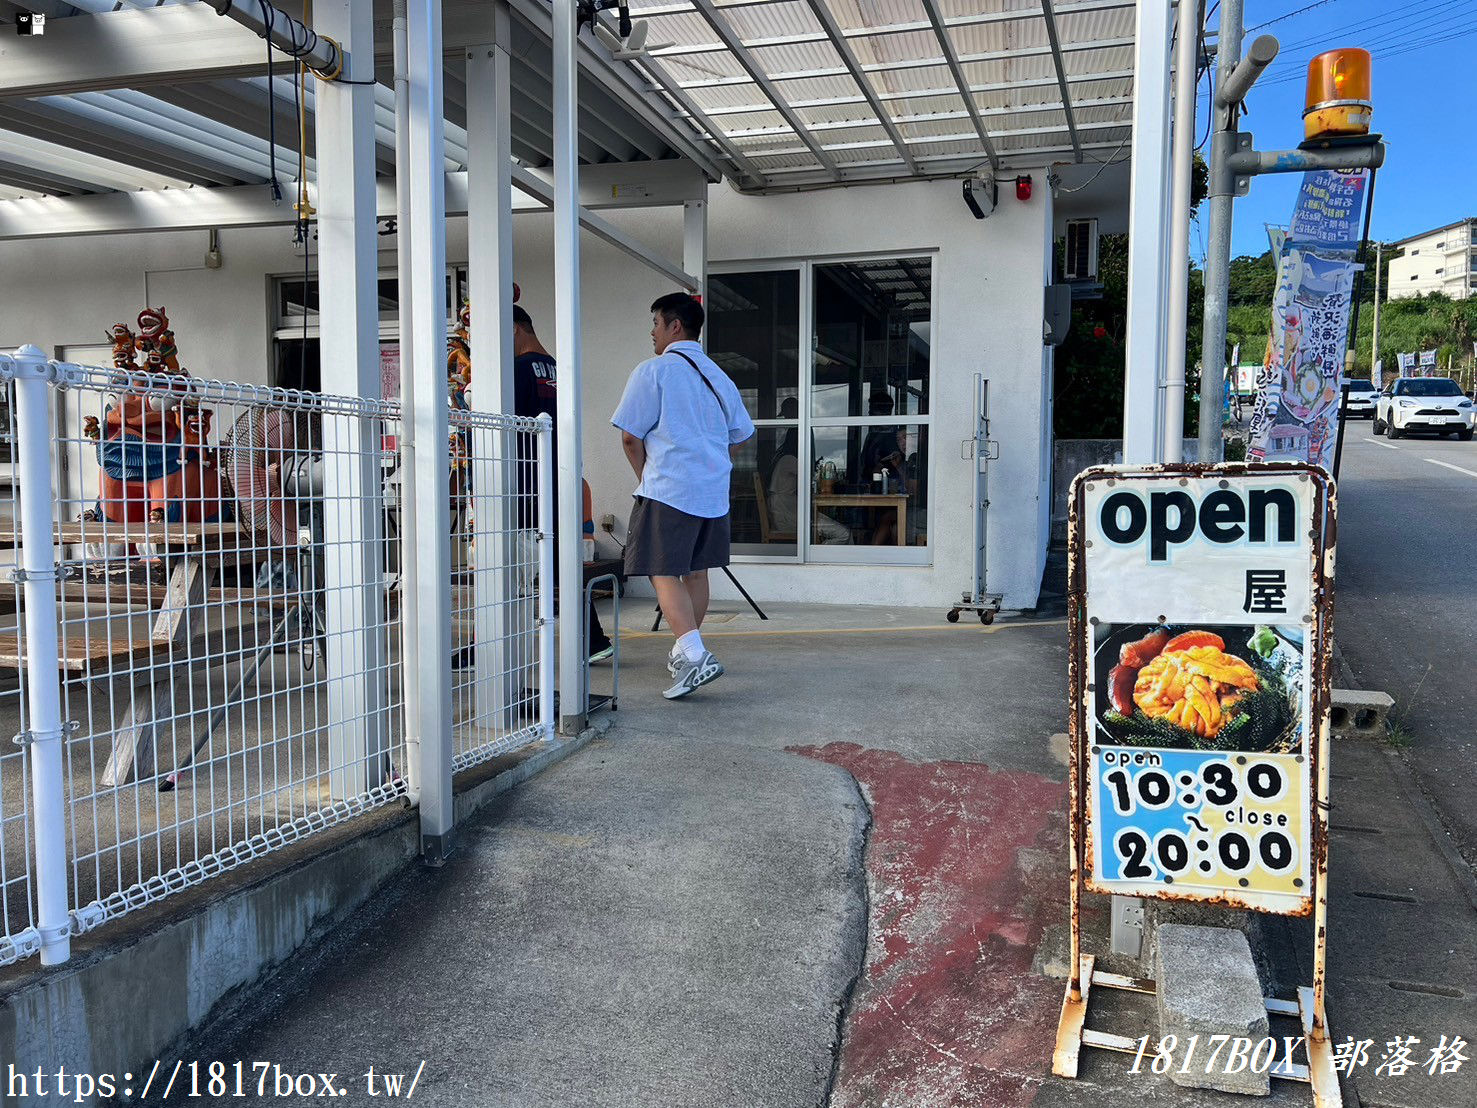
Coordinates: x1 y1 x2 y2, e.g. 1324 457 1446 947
170 600 1468 1107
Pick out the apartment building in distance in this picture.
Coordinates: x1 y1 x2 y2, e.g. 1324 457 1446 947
1388 218 1477 300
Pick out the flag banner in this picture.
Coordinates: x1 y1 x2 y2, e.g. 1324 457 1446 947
1247 170 1369 470
1418 349 1438 377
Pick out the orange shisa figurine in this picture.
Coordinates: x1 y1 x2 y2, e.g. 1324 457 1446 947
87 307 228 526
447 300 472 408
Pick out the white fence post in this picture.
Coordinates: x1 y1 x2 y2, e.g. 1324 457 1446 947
537 415 555 739
11 345 70 965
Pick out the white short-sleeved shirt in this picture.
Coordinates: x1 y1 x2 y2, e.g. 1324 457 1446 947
610 340 755 519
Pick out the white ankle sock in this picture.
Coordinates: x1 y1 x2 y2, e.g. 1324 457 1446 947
677 629 705 664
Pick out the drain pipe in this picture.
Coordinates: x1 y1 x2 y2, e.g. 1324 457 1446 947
203 0 343 76
392 0 421 800
1161 0 1202 463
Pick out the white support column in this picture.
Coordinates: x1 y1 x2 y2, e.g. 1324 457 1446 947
1122 0 1174 464
392 0 419 783
553 0 586 735
466 1 518 728
407 0 454 859
315 0 389 800
683 196 708 310
1161 0 1199 464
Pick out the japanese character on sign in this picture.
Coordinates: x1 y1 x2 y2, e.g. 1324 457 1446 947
1243 570 1289 614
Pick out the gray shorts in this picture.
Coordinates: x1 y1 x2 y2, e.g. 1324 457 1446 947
624 496 730 578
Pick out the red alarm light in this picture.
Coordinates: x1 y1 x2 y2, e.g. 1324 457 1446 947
1015 175 1033 201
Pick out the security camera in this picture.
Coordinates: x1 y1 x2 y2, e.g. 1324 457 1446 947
962 176 997 220
579 0 671 59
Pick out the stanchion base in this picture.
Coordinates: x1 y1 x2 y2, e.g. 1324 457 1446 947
1051 957 1340 1105
1052 953 1094 1078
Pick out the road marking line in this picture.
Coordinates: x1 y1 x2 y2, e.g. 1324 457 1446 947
1425 458 1477 479
1365 437 1399 450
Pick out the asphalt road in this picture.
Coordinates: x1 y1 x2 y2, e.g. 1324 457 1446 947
1333 420 1477 861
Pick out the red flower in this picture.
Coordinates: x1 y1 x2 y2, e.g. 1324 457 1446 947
1093 325 1108 339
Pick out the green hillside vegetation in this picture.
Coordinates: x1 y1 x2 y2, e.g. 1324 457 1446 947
1225 246 1477 387
1054 236 1477 440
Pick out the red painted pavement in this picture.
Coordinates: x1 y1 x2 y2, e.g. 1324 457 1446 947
789 742 1069 1108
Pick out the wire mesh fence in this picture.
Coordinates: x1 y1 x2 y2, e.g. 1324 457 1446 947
448 408 550 772
0 381 38 965
0 349 552 965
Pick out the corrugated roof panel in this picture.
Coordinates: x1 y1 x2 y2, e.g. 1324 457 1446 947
912 136 993 159
748 149 827 171
642 11 719 46
1063 44 1136 77
756 73 869 103
1056 6 1137 47
685 82 767 111
848 30 945 74
881 63 979 95
722 110 794 134
1075 103 1132 126
936 0 1035 17
796 101 885 127
947 18 1037 57
961 55 1057 87
745 40 849 78
825 0 930 34
718 1 824 41
665 49 750 83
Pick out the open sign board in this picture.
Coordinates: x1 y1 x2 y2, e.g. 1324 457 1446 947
1069 464 1333 917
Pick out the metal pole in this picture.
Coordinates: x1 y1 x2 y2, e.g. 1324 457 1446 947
1121 0 1174 463
1161 0 1200 463
467 5 517 726
683 197 708 310
1343 168 1378 380
392 0 420 788
406 0 454 861
537 415 556 740
553 0 587 735
316 0 388 799
1197 0 1245 464
204 0 342 75
1370 242 1382 384
11 346 69 965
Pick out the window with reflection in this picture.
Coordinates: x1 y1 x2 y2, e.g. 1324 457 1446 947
710 258 932 561
709 270 801 554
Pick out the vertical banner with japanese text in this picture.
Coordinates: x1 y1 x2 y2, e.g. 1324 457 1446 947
1071 464 1332 917
1248 170 1369 469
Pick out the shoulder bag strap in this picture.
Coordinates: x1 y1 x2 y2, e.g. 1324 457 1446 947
670 350 724 408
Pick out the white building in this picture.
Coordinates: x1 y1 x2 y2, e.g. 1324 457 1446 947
1387 218 1477 300
0 0 1146 617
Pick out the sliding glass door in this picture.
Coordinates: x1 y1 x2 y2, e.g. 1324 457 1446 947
708 255 934 565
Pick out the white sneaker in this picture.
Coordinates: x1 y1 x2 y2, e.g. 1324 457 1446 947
666 644 684 677
663 651 724 700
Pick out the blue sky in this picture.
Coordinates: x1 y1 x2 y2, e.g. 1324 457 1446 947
1195 0 1477 262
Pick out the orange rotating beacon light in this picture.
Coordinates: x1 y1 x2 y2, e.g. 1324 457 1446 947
1303 48 1372 141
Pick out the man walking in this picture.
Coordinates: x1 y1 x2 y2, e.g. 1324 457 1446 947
612 293 754 699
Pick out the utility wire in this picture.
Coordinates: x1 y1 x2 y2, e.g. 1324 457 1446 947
1246 0 1341 34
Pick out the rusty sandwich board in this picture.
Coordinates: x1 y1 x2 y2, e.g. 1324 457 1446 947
1054 462 1341 1107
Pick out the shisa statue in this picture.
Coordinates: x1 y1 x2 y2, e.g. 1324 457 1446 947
86 307 228 526
447 300 472 409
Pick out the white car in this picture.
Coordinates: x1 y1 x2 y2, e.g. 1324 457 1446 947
1373 377 1475 441
1341 379 1378 419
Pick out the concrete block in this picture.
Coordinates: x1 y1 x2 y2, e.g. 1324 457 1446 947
1330 687 1394 740
1155 924 1271 1096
